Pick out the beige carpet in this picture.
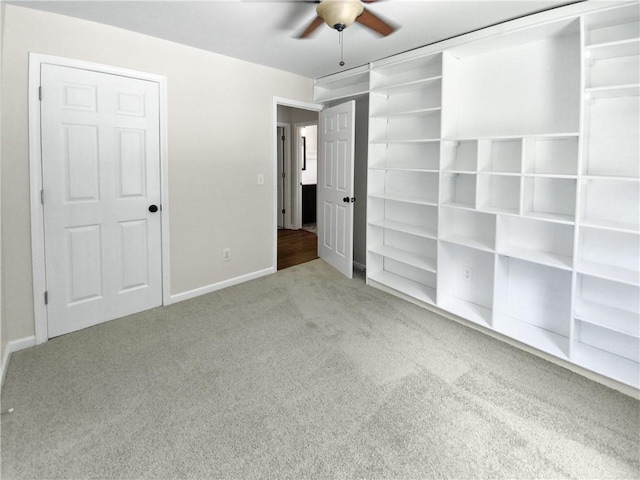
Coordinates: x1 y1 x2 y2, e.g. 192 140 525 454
1 259 638 479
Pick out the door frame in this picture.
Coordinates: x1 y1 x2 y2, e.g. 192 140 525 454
276 123 291 229
272 97 323 270
28 53 171 345
293 120 318 230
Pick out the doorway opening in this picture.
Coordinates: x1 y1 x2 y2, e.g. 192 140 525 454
275 102 320 270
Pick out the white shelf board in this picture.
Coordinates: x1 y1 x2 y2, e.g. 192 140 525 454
370 76 442 95
438 298 492 328
444 133 580 141
369 166 439 173
315 89 369 103
369 193 438 206
523 211 575 225
580 218 640 234
439 234 495 253
572 342 640 389
575 300 640 338
585 38 640 59
370 138 441 145
523 173 578 179
442 169 476 175
576 260 640 286
497 319 570 359
368 245 437 273
585 84 640 99
371 107 441 118
582 175 640 182
498 245 573 271
440 202 477 212
478 171 522 177
479 205 520 216
368 270 437 305
368 218 437 239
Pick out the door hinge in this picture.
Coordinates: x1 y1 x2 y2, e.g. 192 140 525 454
40 189 44 205
44 291 48 305
281 172 286 179
39 86 42 101
281 209 286 214
281 135 285 141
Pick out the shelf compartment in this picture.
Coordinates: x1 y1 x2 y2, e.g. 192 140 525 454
367 254 437 305
586 50 639 90
368 169 439 205
575 320 639 364
575 273 639 337
478 139 522 173
451 22 580 138
371 53 442 90
523 136 578 175
522 177 576 223
586 38 640 60
441 140 478 172
494 256 571 358
476 174 521 215
367 224 437 273
583 4 639 46
576 227 640 286
585 84 640 99
438 242 495 327
579 178 640 232
368 243 436 273
369 78 442 113
584 95 640 178
369 111 441 143
497 216 573 270
441 173 476 209
314 66 369 102
368 142 440 171
368 199 438 239
572 341 639 389
439 207 495 252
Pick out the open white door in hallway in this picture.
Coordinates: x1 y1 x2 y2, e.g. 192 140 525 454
317 101 355 278
41 64 163 338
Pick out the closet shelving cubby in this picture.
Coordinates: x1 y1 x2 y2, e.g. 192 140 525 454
313 65 370 103
358 1 640 389
572 273 639 386
494 256 572 359
437 241 495 328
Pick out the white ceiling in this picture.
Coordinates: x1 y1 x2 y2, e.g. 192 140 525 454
10 0 579 79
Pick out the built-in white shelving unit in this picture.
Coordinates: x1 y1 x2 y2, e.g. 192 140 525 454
366 52 443 307
316 1 640 390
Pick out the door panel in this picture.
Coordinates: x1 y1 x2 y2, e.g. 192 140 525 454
41 64 162 338
317 101 355 278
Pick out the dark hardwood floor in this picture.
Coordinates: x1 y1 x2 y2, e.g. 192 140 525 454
278 229 318 270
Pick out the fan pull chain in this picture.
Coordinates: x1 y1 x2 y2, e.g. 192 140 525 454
339 30 345 66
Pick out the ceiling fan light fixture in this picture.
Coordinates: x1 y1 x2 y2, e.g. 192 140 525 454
316 0 364 31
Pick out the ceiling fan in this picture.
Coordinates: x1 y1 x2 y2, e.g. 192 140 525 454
298 0 396 39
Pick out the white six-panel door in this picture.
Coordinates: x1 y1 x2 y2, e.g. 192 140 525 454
317 101 356 278
41 64 163 338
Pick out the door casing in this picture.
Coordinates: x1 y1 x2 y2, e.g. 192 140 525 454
29 53 171 345
272 97 323 270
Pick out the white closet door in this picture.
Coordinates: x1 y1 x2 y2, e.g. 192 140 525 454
317 101 355 278
41 64 162 338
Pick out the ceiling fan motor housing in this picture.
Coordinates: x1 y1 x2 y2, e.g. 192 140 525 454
316 0 365 30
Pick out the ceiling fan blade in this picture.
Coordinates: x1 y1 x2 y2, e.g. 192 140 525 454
298 15 325 38
356 7 395 36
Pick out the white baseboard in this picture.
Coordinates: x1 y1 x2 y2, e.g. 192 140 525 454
1 335 36 388
353 261 366 272
168 267 275 305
